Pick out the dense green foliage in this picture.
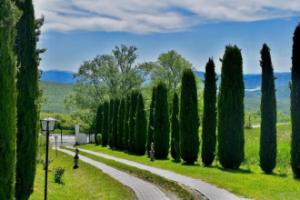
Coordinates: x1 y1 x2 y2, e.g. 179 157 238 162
147 87 156 155
179 69 200 164
123 95 130 150
102 101 109 146
153 83 170 159
95 104 103 145
0 1 18 199
171 93 180 162
134 93 147 155
201 59 217 166
108 99 114 148
218 45 245 169
291 24 300 178
260 44 277 174
15 0 42 199
129 92 138 153
112 99 120 149
117 99 125 149
150 50 192 90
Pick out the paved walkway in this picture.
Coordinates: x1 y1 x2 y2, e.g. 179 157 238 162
58 148 170 200
72 147 248 200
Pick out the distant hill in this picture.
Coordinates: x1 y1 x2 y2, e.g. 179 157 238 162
40 81 73 113
41 70 76 84
196 71 291 113
40 70 291 114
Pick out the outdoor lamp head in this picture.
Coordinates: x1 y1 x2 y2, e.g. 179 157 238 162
40 117 57 132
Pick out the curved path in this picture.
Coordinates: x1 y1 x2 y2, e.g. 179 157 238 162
58 148 170 200
73 147 249 200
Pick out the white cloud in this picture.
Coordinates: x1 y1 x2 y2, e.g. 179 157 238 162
33 0 300 33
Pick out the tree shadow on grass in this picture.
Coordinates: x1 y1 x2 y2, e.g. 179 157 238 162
217 166 253 174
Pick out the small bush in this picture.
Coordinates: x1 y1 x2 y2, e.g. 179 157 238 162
54 167 65 184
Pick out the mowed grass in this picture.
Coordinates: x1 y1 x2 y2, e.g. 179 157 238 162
81 124 300 200
30 150 135 200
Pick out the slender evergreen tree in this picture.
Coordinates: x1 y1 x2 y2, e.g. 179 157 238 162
123 95 131 150
117 99 125 149
201 59 217 166
134 93 147 155
171 93 180 162
147 87 156 155
291 24 300 178
129 92 138 153
260 44 277 174
154 83 170 159
218 45 245 169
14 0 42 199
102 101 109 146
0 1 18 199
108 99 114 148
95 104 103 145
112 99 120 149
179 69 199 164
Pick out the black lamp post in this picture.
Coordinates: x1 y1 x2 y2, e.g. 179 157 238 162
40 117 57 200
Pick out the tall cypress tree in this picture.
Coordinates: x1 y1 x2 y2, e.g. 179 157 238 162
171 93 180 162
102 101 109 147
291 24 300 178
117 99 125 150
0 1 18 199
128 92 138 153
134 93 147 155
218 45 245 169
95 104 103 145
201 59 217 166
260 44 277 174
112 99 120 149
123 95 131 150
108 99 114 148
179 69 199 164
14 0 41 199
154 83 170 159
147 87 156 155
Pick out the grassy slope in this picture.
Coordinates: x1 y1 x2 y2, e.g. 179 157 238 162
30 150 135 200
81 124 300 200
40 81 73 114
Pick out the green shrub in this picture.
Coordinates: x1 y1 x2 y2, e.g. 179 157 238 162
54 167 65 184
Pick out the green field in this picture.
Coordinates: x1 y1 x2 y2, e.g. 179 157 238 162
40 81 73 114
80 124 300 200
30 150 135 200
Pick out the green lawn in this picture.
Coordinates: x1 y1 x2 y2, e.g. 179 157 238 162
30 150 135 200
81 124 300 200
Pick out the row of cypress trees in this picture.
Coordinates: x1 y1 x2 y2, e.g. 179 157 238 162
95 91 147 155
95 23 300 178
1 0 41 199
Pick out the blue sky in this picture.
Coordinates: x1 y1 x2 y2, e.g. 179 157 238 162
35 0 300 74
